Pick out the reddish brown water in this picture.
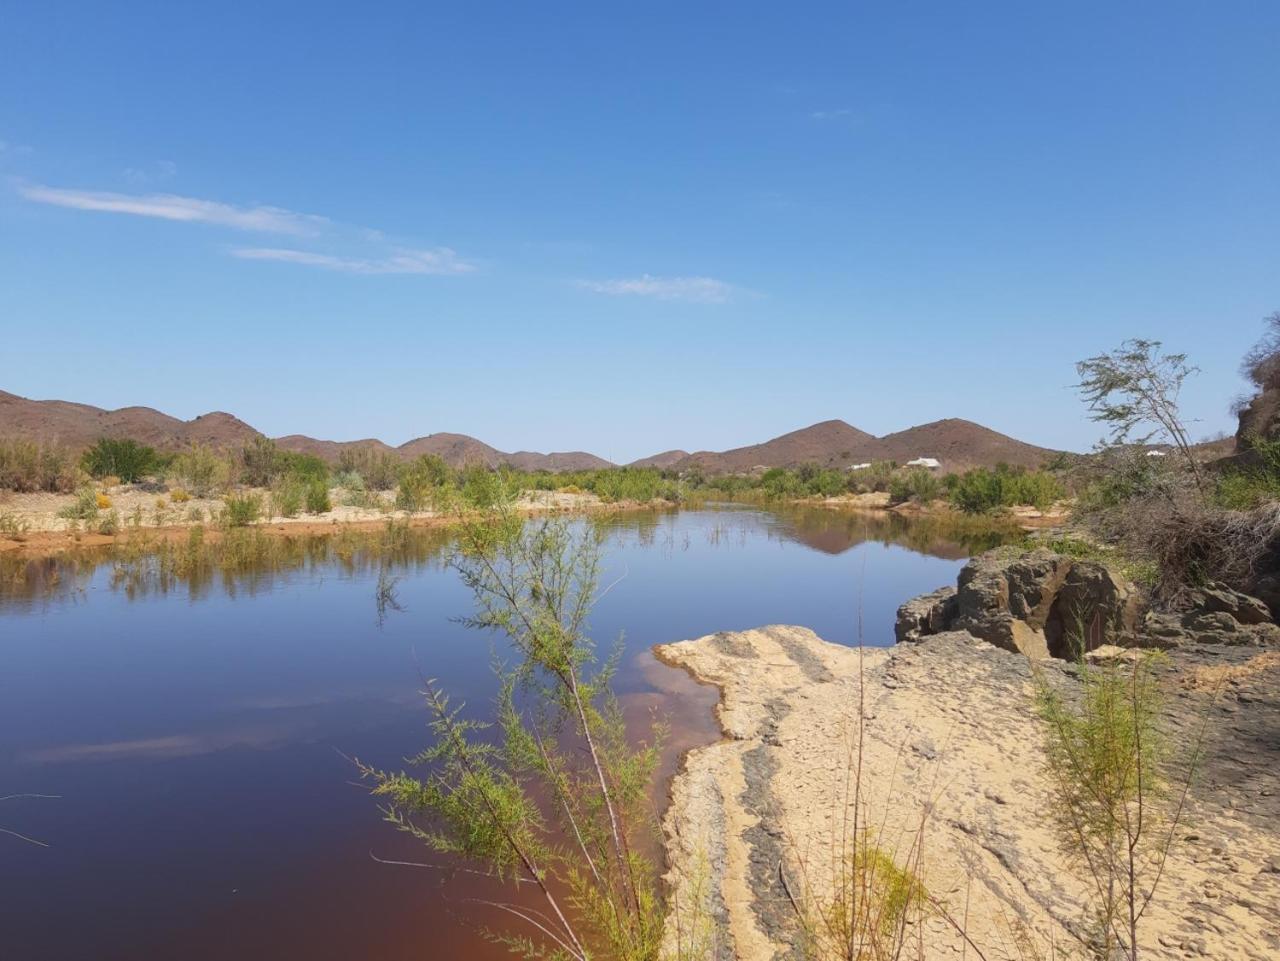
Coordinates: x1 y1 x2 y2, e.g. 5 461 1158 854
0 506 1009 959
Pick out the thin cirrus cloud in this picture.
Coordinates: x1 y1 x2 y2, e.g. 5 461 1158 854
17 182 328 236
16 179 476 276
231 246 474 276
577 274 736 304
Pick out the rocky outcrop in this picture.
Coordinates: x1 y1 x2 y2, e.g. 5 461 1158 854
1143 582 1280 647
893 585 957 643
897 549 1143 658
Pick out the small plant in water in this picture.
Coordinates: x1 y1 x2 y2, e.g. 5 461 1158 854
358 487 680 961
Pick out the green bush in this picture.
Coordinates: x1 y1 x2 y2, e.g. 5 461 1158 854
847 460 896 494
0 439 81 492
271 477 304 517
238 437 288 487
888 468 943 505
168 444 232 497
58 487 102 520
1213 437 1280 510
82 437 159 483
338 446 400 490
305 478 332 514
223 492 262 528
950 465 1064 513
396 454 454 511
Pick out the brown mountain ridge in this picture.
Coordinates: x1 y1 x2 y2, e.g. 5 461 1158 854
0 390 1059 473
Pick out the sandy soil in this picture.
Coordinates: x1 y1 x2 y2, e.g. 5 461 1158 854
655 626 1280 960
0 486 641 554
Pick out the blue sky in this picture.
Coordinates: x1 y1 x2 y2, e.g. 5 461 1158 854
2 2 1277 462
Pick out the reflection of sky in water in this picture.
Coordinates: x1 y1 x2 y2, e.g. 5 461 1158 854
0 507 997 961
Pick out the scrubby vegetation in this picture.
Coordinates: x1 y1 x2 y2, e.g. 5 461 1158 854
0 439 81 492
947 465 1064 513
1072 319 1280 605
81 438 160 483
357 491 680 961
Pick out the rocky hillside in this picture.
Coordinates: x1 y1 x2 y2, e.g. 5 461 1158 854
0 389 260 449
675 419 876 473
0 390 613 471
669 417 1057 473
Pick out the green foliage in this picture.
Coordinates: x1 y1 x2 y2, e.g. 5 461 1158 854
238 436 288 487
396 454 453 512
1212 437 1280 510
0 439 81 493
1036 647 1187 960
304 478 332 514
359 492 671 960
887 467 942 505
167 444 232 497
846 460 896 494
270 477 304 518
58 487 101 520
949 465 1064 513
81 437 159 483
338 445 400 490
222 492 262 528
792 834 927 961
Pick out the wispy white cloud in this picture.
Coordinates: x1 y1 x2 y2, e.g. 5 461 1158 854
809 108 853 121
232 246 475 275
577 274 736 304
17 182 328 235
16 177 476 276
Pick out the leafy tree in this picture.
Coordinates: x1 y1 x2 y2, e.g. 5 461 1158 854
1075 340 1204 493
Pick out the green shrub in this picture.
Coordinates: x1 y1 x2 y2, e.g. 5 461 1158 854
847 460 895 494
58 487 101 520
238 437 288 487
304 478 332 514
888 468 942 505
0 439 81 492
167 444 232 497
396 454 454 511
338 446 400 490
223 492 262 528
1212 436 1280 510
761 467 803 499
270 477 304 518
82 438 159 483
950 465 1064 513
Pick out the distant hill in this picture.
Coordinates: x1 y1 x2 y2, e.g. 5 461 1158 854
1 390 1062 475
676 420 876 473
852 418 1057 472
0 390 613 472
628 449 690 469
663 418 1057 474
0 389 260 450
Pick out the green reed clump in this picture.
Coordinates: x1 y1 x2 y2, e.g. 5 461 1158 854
222 492 262 528
57 487 101 521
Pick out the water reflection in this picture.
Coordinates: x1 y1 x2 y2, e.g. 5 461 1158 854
0 507 1019 961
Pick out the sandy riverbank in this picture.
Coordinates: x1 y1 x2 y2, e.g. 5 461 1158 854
655 625 1280 960
0 487 666 555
